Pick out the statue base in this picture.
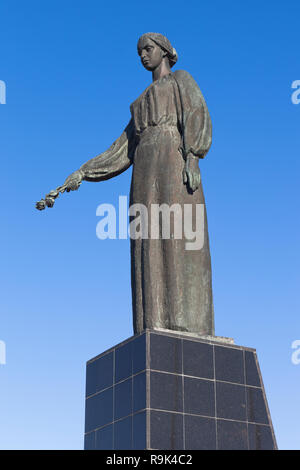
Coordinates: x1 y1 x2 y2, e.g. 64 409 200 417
84 329 277 450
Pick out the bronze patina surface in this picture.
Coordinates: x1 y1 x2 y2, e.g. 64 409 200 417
36 33 214 336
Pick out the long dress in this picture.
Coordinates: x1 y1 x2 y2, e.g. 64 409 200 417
80 70 214 336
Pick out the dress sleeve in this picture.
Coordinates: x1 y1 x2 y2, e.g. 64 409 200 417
80 119 136 182
174 70 212 159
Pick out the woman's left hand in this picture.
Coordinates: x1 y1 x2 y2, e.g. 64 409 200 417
183 154 201 192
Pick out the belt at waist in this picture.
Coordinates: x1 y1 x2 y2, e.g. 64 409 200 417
137 123 180 139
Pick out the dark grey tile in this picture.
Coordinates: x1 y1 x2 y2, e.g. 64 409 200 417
95 424 113 450
114 416 132 450
248 423 275 450
184 377 215 417
133 372 146 413
183 340 214 379
150 411 183 450
114 378 132 420
185 415 216 450
84 431 95 450
217 419 248 450
247 387 269 424
150 333 182 374
133 411 147 450
86 352 113 397
85 388 113 433
245 351 261 387
216 382 247 421
150 371 183 412
215 346 244 384
133 333 146 375
115 341 133 383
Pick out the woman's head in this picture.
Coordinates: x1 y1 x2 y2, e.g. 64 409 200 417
137 33 178 71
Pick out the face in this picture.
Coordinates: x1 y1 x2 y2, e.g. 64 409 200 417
138 37 166 71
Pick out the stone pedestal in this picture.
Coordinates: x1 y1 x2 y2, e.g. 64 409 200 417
84 329 277 450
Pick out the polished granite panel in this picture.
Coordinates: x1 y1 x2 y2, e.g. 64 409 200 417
150 333 182 374
245 351 261 387
248 423 275 450
150 410 184 450
114 416 132 450
247 387 269 424
216 382 247 422
150 371 183 413
95 424 113 450
132 333 146 375
182 340 214 379
84 329 277 450
84 431 95 450
115 341 132 383
215 346 244 384
86 351 113 397
85 387 113 433
184 377 215 417
133 372 146 413
217 419 248 450
114 378 132 420
184 415 216 450
133 411 147 450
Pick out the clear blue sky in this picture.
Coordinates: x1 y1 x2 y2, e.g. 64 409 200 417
0 0 299 450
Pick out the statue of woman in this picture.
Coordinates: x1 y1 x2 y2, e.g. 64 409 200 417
36 33 214 336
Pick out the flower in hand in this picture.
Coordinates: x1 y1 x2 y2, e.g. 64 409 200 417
35 170 84 211
36 199 46 211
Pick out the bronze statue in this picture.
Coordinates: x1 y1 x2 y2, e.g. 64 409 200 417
36 33 214 336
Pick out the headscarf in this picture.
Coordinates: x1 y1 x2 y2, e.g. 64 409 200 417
137 33 178 68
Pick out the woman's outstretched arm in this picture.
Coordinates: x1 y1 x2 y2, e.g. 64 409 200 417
36 119 136 210
80 118 136 182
